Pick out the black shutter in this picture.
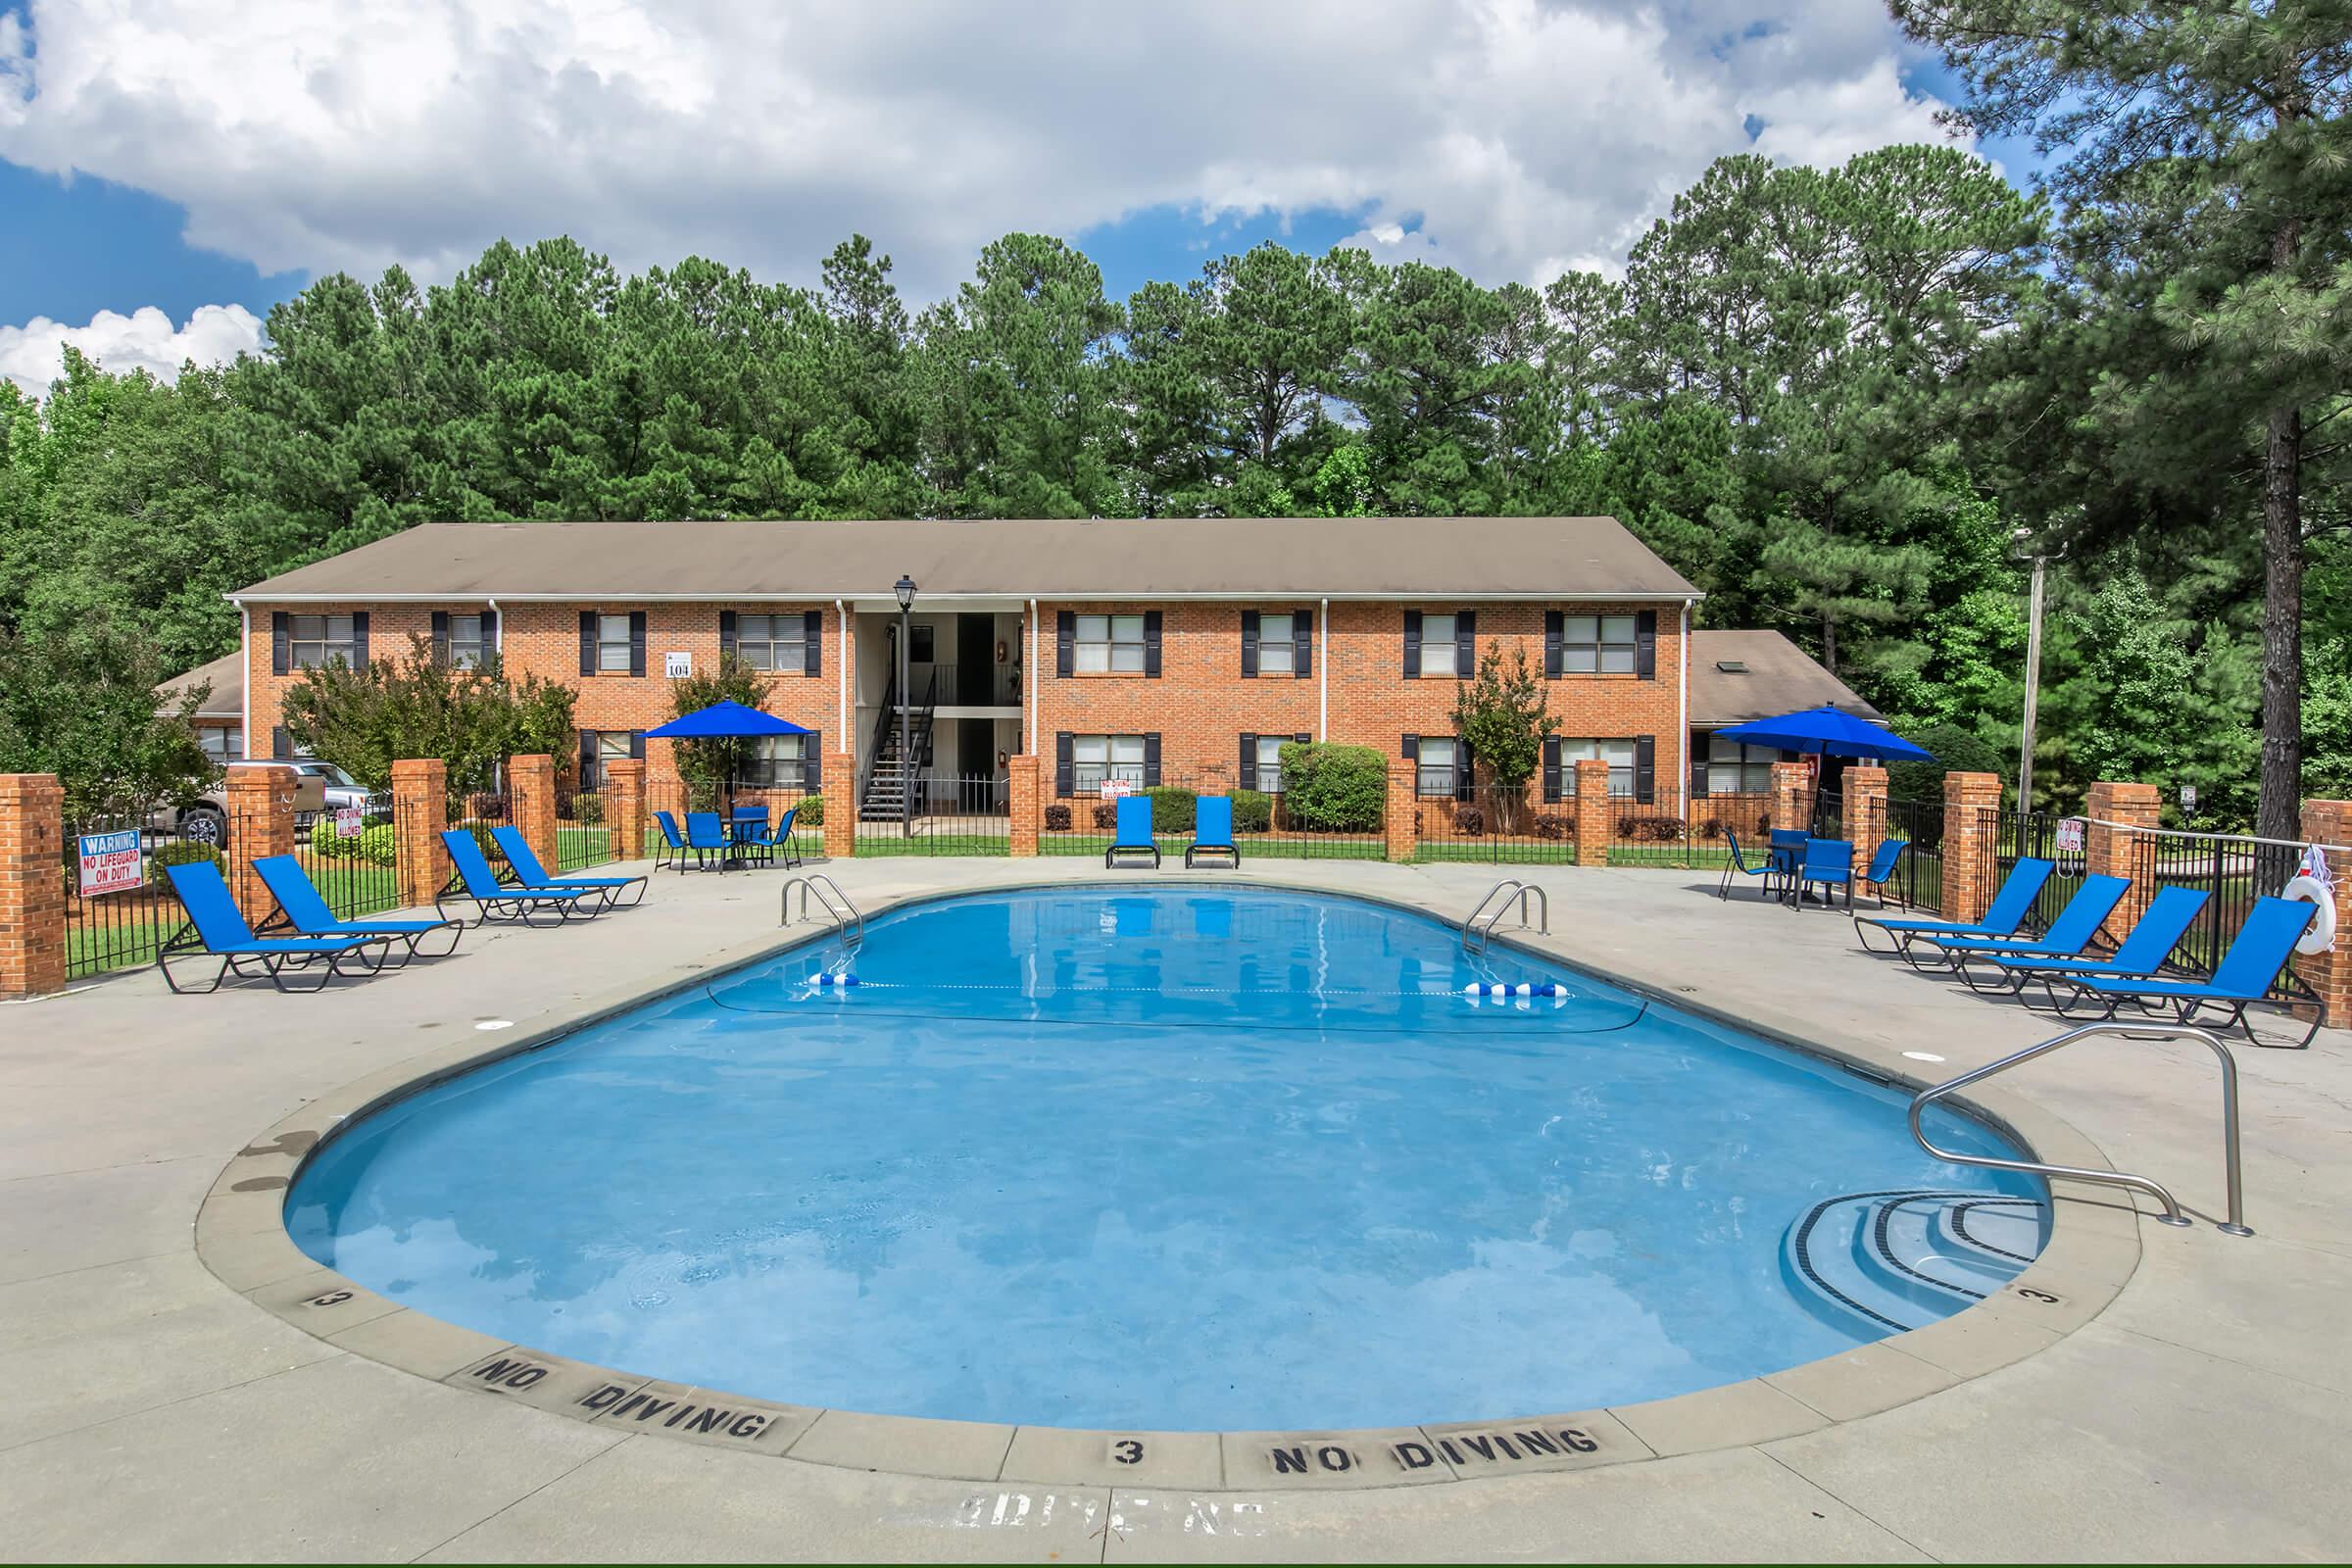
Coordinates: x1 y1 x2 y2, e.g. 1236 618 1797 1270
1456 737 1476 803
1402 611 1421 677
1056 612 1075 677
1144 612 1162 677
1455 610 1475 676
805 735 821 792
1055 731 1074 797
1544 611 1563 678
1144 733 1162 786
578 729 598 790
431 611 451 665
1295 609 1312 678
1636 610 1657 678
1635 735 1656 804
481 608 498 652
630 731 646 761
628 612 647 677
1240 733 1257 790
1544 736 1562 803
1401 734 1419 796
804 610 822 676
351 612 369 668
1241 611 1259 678
579 612 597 676
1295 730 1310 745
719 611 737 659
272 725 291 760
271 612 289 675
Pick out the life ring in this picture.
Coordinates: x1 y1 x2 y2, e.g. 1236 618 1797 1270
2283 874 2336 955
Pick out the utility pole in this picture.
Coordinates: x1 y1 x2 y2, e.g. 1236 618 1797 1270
2015 530 2047 816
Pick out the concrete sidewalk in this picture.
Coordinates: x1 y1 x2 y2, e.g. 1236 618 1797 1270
2 855 2347 1561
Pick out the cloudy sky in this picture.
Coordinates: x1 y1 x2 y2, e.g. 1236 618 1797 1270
0 0 2017 396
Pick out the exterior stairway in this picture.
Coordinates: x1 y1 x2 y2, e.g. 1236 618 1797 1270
1782 1189 2047 1337
858 670 937 823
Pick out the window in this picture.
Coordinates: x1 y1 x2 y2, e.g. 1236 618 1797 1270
597 613 632 673
1419 612 1458 678
1075 614 1147 674
745 734 808 789
1255 735 1290 794
1560 614 1639 674
1257 612 1295 676
1073 733 1148 792
448 612 487 670
909 624 935 663
287 613 357 670
735 613 807 673
1564 738 1639 795
1416 736 1457 797
1707 735 1778 795
200 725 243 766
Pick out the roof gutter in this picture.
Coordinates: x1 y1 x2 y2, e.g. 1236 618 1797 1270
225 589 1707 606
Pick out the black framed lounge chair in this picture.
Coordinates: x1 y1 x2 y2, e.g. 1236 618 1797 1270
1853 858 2055 956
1906 873 2128 975
489 827 648 909
2053 896 2320 1049
1105 794 1159 869
436 829 606 926
252 855 462 966
1963 886 2209 1000
157 859 392 994
1185 795 1239 868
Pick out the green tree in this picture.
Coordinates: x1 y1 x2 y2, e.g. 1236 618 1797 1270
664 654 774 789
280 634 576 794
1451 641 1559 831
0 614 216 820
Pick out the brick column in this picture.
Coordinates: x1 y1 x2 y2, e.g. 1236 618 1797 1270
0 774 67 999
509 755 559 871
225 763 297 925
389 758 449 909
1845 765 1888 886
1939 770 2001 923
1769 761 1813 836
1384 760 1418 863
2084 780 2160 946
2291 800 2351 1030
1006 755 1040 858
605 758 648 864
1573 759 1611 867
823 753 856 858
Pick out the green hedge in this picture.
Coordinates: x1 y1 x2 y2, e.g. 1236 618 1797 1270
1280 742 1388 832
309 817 399 865
793 793 825 827
1127 786 1277 835
153 841 226 873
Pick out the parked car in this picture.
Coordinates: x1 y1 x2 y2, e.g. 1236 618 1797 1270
151 761 332 846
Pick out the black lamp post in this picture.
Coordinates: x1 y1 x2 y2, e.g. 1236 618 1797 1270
895 575 916 838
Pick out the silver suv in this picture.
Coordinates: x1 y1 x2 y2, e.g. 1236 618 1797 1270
152 760 352 846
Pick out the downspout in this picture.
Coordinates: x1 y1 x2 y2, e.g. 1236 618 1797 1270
835 599 849 747
1319 597 1330 740
1678 599 1691 832
488 598 503 654
238 605 252 759
1027 599 1039 756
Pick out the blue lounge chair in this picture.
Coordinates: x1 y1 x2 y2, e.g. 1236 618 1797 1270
1853 858 2056 956
1105 794 1159 869
1185 795 1239 868
436 829 607 926
253 855 462 966
157 859 392 993
1855 838 1911 907
1964 885 2210 999
2057 896 2320 1048
1911 873 2129 975
1717 829 1778 901
653 810 688 871
1789 838 1855 909
684 810 733 872
489 826 648 908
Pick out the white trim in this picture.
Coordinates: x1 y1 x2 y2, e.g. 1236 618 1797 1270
836 599 850 753
1318 597 1330 741
488 598 504 654
239 607 253 760
2084 819 2351 854
1677 600 1690 830
227 589 1706 606
1026 599 1038 757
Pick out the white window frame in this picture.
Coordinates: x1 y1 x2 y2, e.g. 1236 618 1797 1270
1416 736 1457 798
597 612 632 673
448 612 487 670
736 612 807 674
1072 733 1147 792
288 613 356 670
1419 612 1458 678
1560 613 1639 675
747 733 808 789
1258 612 1295 676
1706 735 1777 795
1564 738 1639 795
1075 614 1147 674
1254 735 1289 794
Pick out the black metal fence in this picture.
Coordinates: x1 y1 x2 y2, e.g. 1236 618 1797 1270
2126 830 2315 1002
1879 795 1945 911
299 789 401 919
1991 803 2082 934
63 809 219 980
555 786 614 871
859 771 1009 857
1041 770 1384 861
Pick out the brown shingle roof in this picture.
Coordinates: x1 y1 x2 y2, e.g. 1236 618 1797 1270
159 651 243 720
228 517 1700 601
1689 630 1881 725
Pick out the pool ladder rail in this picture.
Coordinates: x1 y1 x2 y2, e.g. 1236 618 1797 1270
781 873 863 949
1463 880 1547 955
1909 1021 2252 1237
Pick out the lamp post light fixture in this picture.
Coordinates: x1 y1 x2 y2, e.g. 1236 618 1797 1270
894 576 916 838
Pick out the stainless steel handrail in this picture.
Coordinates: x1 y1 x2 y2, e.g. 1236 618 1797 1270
1463 880 1548 954
781 873 863 948
1908 1021 2251 1237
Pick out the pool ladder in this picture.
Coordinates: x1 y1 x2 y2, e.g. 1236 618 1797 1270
781 873 863 949
1909 1021 2251 1236
1463 879 1547 955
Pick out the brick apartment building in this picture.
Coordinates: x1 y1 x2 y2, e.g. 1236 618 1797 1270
217 516 1867 817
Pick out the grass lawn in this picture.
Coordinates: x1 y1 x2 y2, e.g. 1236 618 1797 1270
66 913 180 978
854 833 1010 858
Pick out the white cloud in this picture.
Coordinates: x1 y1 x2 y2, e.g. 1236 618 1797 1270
0 304 266 396
0 0 1968 305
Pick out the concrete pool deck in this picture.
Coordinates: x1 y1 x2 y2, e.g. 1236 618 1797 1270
3 856 2348 1561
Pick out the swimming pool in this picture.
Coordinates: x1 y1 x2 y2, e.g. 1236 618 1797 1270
287 884 2044 1432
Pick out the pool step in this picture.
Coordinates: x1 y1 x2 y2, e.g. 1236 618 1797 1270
1782 1190 2046 1338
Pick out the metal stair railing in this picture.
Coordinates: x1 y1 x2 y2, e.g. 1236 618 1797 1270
781 872 863 948
1908 1021 2251 1237
1463 879 1548 955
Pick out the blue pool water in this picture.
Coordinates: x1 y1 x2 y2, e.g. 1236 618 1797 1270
287 885 2042 1430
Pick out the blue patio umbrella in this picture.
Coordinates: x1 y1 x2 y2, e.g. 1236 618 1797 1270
642 700 811 740
1712 705 1933 762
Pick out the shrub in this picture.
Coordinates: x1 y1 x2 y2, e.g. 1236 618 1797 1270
153 840 226 873
466 792 508 821
355 822 399 866
794 793 825 827
1531 813 1572 841
1231 789 1273 834
1092 801 1119 829
309 817 355 859
1281 743 1388 833
1142 785 1196 833
562 791 605 825
1043 803 1072 832
1454 805 1485 835
1887 722 2005 804
1616 811 1685 843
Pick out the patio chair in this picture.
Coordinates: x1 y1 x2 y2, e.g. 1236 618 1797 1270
1788 838 1855 909
489 826 648 909
1105 794 1160 869
684 811 733 872
729 806 778 866
1852 858 2055 957
2054 896 2320 1049
1184 795 1239 868
156 859 392 994
1855 838 1911 907
1717 829 1777 901
1965 885 2209 999
436 829 607 926
252 855 463 966
653 810 688 871
1907 873 2129 976
770 804 804 868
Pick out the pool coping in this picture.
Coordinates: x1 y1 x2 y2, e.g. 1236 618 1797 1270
196 871 2142 1494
